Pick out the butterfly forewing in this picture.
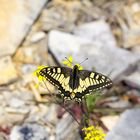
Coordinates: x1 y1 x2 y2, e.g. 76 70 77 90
39 67 73 98
76 70 112 95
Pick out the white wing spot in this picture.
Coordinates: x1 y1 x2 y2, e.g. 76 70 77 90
96 75 99 79
53 69 56 73
107 78 111 82
102 76 105 79
90 73 95 78
57 68 61 73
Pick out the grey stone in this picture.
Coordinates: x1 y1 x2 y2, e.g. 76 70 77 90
123 72 140 89
21 64 37 74
48 29 140 80
25 104 49 123
0 106 27 125
10 124 49 140
9 98 25 108
14 37 48 65
0 133 7 140
0 56 17 85
101 115 120 131
30 32 46 43
56 113 80 140
106 100 132 108
0 0 48 56
106 109 140 140
44 104 58 125
74 20 116 49
132 46 140 54
5 107 29 114
115 2 140 48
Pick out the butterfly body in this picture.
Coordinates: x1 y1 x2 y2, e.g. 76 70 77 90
39 65 112 100
70 65 79 89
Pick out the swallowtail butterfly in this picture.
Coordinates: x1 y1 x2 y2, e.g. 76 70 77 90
39 64 112 100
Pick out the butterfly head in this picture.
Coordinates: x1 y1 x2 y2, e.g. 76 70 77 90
73 65 78 69
74 58 88 70
73 65 79 73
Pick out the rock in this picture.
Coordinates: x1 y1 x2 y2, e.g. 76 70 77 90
25 104 49 123
2 90 33 106
40 6 74 32
5 107 29 114
9 98 25 108
29 79 55 103
106 109 140 140
44 104 58 125
127 89 140 97
106 100 132 108
56 113 80 140
131 46 140 54
74 20 116 49
0 133 7 140
14 37 48 65
49 135 55 140
0 107 27 126
47 53 58 66
0 90 34 125
0 56 17 85
123 31 140 48
10 124 49 140
0 0 48 56
30 32 46 43
40 0 107 32
21 64 37 74
123 72 140 89
48 29 140 80
101 116 120 130
121 2 140 48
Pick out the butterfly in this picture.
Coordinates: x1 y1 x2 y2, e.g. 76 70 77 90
39 64 112 101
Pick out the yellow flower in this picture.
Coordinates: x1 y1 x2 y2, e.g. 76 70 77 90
62 56 83 70
33 65 48 82
62 56 73 68
82 126 106 140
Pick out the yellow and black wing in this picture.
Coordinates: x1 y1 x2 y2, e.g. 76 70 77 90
39 66 73 98
73 70 112 99
39 66 112 100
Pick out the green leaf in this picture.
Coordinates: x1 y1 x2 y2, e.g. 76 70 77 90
86 92 101 113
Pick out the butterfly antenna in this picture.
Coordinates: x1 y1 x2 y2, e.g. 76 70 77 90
65 57 74 65
79 58 88 65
